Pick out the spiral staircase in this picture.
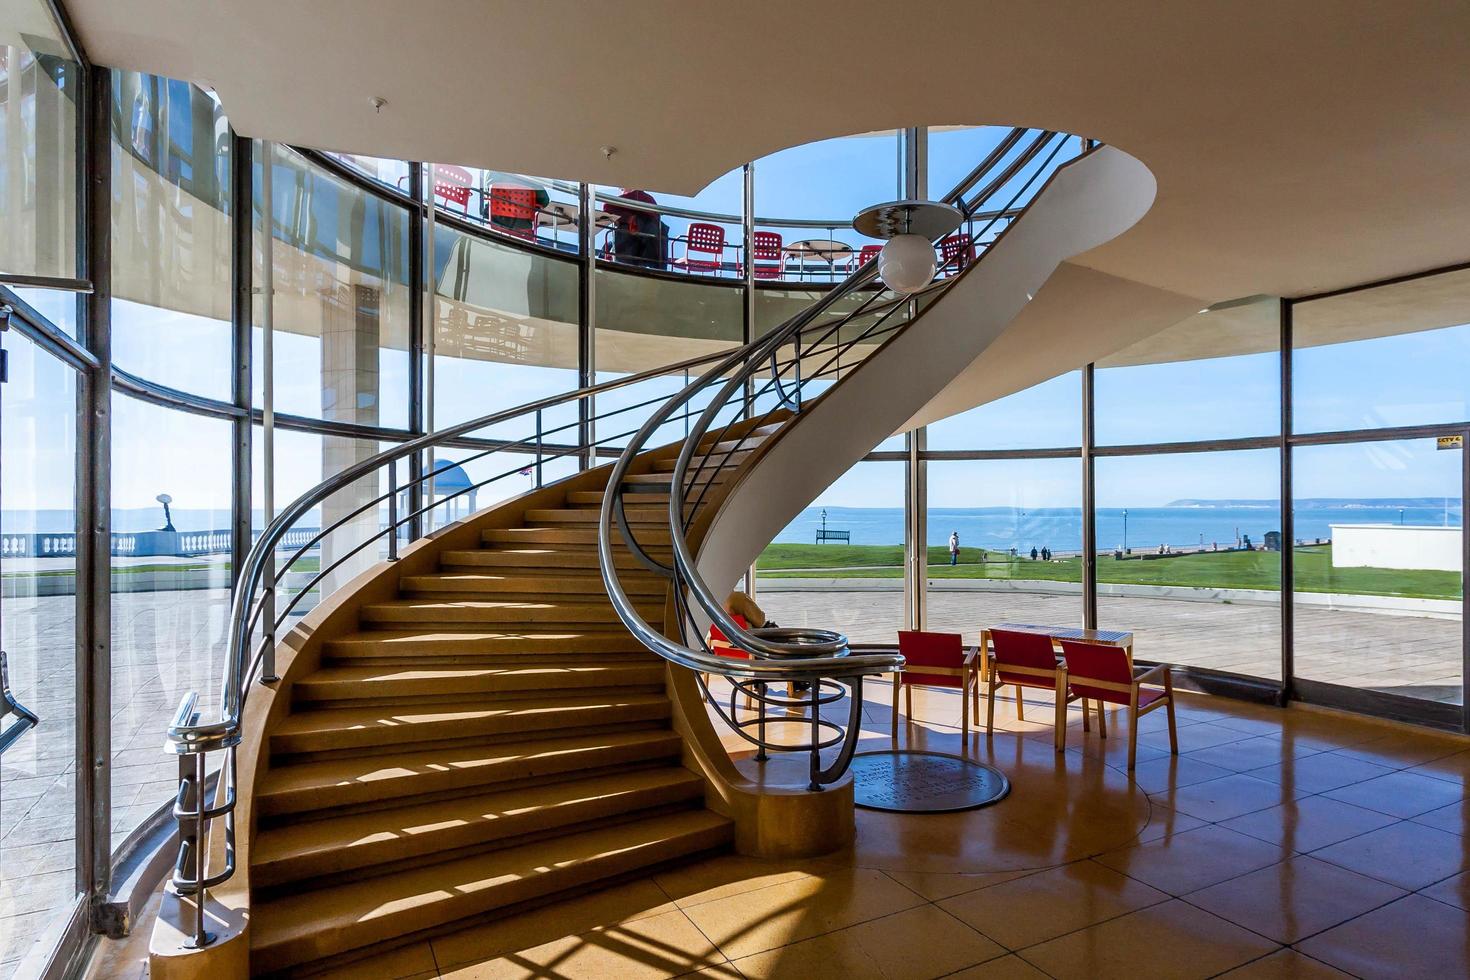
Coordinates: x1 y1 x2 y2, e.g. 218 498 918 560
149 132 1162 977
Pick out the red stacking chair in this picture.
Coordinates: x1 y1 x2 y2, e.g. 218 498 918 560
431 164 475 215
488 185 540 241
673 222 728 274
1060 639 1177 771
893 631 979 737
986 628 1078 751
751 230 784 279
854 244 883 270
937 233 975 275
706 614 753 708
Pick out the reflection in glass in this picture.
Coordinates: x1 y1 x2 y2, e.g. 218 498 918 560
109 71 234 399
263 144 411 428
432 225 579 438
0 1 78 281
1096 450 1281 679
109 396 232 855
926 458 1083 646
1294 267 1470 433
756 461 905 645
1292 439 1462 703
0 331 79 969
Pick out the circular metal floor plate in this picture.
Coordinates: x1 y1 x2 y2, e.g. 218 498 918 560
850 750 1011 813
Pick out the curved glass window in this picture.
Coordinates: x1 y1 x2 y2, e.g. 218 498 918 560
1293 267 1470 433
0 1 78 281
431 165 582 254
432 224 579 440
596 167 744 278
109 71 234 398
0 330 79 968
323 152 410 191
1095 298 1281 445
263 144 411 428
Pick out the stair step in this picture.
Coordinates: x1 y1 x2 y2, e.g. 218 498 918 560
250 809 733 974
270 691 672 755
324 629 651 660
403 572 665 597
567 490 671 506
256 729 685 817
524 508 669 525
439 548 661 571
252 768 705 889
360 597 657 627
293 663 667 703
653 453 748 473
482 527 673 546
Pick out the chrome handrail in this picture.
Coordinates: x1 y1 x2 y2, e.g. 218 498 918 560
599 128 1078 788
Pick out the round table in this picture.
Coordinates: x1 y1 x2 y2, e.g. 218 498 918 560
785 239 855 280
538 201 619 232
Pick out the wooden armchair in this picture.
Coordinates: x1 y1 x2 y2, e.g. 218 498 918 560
893 631 980 737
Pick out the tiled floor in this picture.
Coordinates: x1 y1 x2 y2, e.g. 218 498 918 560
92 680 1456 980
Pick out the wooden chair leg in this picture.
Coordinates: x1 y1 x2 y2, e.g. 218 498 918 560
961 674 970 738
1098 702 1108 739
906 683 913 719
1127 692 1140 771
1014 685 1025 721
1082 699 1091 732
891 674 900 734
1053 676 1067 753
1164 671 1179 756
985 679 997 735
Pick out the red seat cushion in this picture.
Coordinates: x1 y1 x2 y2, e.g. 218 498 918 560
708 614 751 660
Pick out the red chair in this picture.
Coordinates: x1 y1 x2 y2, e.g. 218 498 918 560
488 185 540 241
937 234 975 275
893 631 979 737
854 244 882 270
673 222 728 274
431 164 475 215
706 614 753 708
751 230 784 279
1059 639 1177 771
985 628 1078 751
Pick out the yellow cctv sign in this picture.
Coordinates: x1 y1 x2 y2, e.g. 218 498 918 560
1437 435 1464 450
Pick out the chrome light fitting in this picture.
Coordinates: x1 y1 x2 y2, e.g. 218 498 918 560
853 200 963 295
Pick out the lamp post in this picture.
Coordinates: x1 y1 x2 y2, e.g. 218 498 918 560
156 492 176 532
1122 508 1128 553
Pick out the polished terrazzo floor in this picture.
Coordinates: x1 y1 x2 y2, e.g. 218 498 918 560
89 681 1469 979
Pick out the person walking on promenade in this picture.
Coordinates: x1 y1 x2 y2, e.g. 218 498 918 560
948 530 960 566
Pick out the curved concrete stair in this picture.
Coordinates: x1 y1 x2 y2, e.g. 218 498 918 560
237 434 784 974
249 809 733 974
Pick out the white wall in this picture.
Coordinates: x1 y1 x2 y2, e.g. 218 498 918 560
1331 523 1462 572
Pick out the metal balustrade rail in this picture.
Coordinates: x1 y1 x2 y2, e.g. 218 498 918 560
600 128 1082 790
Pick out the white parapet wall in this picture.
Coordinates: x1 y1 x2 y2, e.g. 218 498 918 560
1330 523 1462 572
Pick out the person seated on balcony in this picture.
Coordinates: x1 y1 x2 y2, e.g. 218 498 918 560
482 171 549 236
604 188 666 268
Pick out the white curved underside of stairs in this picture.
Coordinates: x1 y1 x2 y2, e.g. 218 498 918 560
697 146 1190 602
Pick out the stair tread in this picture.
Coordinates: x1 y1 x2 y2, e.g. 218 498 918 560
274 691 671 739
405 572 664 594
252 767 704 883
250 809 733 970
257 729 685 808
294 662 666 698
324 629 651 657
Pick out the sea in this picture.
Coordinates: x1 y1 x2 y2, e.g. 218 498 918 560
1 500 1463 554
779 500 1463 553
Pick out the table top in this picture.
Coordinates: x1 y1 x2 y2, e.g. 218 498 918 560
785 238 855 261
538 201 618 229
984 623 1134 646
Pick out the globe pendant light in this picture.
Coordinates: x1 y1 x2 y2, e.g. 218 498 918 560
852 199 964 296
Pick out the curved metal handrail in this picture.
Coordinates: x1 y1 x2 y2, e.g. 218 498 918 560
599 128 1079 785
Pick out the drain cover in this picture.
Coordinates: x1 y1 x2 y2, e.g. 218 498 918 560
850 750 1011 813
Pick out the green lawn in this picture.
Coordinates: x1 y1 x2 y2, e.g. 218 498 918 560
757 543 1462 601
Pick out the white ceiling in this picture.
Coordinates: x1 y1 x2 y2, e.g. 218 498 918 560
67 1 1470 307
